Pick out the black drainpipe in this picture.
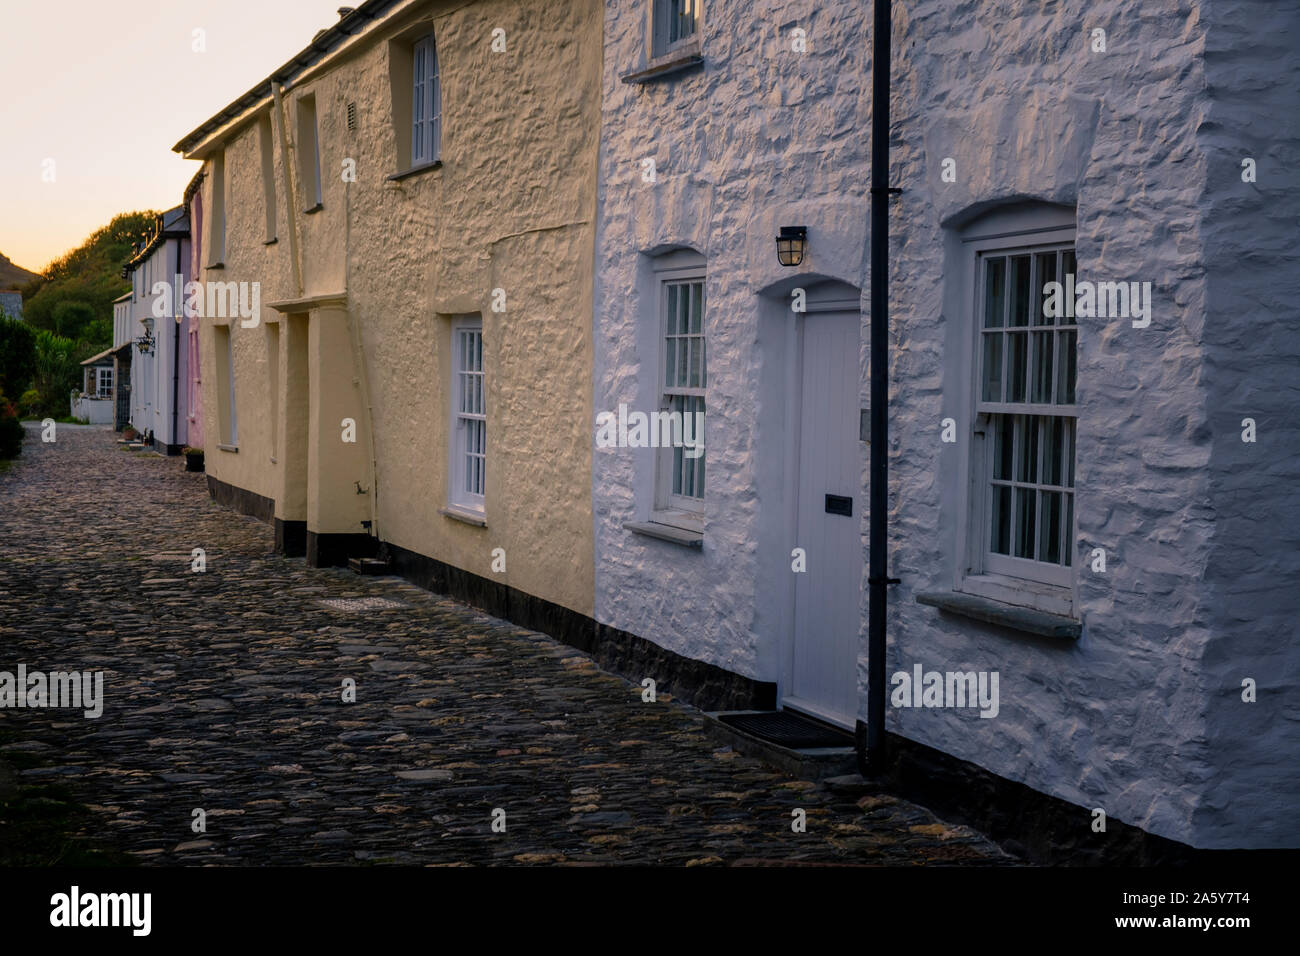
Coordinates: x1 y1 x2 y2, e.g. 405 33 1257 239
861 0 899 777
172 237 181 452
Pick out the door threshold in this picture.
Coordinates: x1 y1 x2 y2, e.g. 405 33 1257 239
705 710 857 780
779 697 856 733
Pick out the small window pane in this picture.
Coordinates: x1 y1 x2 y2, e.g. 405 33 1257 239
1043 416 1066 487
1034 252 1057 326
1066 419 1075 488
1008 255 1031 327
1039 490 1062 565
981 333 1003 402
990 484 1011 555
983 257 1006 329
1056 329 1077 405
992 414 1013 481
1016 414 1039 483
1014 487 1037 559
1063 493 1074 566
1007 332 1027 403
1031 330 1054 404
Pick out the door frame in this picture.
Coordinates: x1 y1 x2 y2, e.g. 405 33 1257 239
778 281 864 729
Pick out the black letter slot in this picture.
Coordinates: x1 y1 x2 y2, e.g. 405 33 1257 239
825 494 853 516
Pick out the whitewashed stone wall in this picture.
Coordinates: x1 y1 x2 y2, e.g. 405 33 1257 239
593 0 872 681
126 237 190 447
1194 1 1300 849
597 0 1297 849
886 0 1298 849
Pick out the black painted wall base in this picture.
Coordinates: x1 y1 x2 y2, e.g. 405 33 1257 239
307 531 377 568
856 721 1283 865
152 437 184 456
275 519 307 557
206 474 275 522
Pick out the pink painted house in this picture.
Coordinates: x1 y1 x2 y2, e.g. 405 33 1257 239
183 169 204 451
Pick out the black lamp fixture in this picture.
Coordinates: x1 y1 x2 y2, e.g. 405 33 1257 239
135 317 156 355
776 226 808 267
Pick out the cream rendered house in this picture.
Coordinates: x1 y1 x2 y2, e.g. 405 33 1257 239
173 0 600 631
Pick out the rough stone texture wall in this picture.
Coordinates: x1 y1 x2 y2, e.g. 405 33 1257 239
1195 0 1300 848
198 0 600 617
884 0 1296 848
0 291 22 320
593 0 872 682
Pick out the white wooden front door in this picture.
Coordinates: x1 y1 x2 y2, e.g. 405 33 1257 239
787 298 863 729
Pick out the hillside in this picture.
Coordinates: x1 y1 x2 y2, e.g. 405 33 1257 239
0 252 40 290
20 210 158 344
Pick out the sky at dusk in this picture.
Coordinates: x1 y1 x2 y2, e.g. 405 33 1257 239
0 0 348 273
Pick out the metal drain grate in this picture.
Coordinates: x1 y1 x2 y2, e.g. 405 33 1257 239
318 597 409 612
717 711 854 749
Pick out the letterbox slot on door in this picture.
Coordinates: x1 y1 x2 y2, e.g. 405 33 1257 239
825 494 853 516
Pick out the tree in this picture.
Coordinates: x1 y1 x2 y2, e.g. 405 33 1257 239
51 300 98 340
31 329 79 417
22 209 158 345
0 315 37 396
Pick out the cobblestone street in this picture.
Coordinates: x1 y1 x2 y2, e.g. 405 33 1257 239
0 425 1008 865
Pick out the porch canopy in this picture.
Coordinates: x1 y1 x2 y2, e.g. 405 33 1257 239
80 346 116 368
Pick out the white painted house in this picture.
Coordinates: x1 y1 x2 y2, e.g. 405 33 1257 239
122 206 192 453
594 0 872 725
111 291 133 431
592 0 1299 857
72 348 115 424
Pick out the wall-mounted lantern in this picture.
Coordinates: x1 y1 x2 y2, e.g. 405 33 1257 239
776 226 808 267
135 316 156 355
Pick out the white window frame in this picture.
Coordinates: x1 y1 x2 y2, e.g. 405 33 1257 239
449 317 485 514
411 34 441 166
651 256 706 532
957 224 1078 617
97 366 114 398
652 0 700 59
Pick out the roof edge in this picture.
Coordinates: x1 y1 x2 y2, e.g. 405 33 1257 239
171 0 403 155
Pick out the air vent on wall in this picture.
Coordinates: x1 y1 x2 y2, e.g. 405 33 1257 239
346 102 357 131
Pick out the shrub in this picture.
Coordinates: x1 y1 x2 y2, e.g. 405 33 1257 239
0 391 23 459
30 330 78 417
0 316 36 396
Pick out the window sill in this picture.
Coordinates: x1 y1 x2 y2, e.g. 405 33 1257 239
263 237 278 246
915 590 1081 641
205 262 225 270
303 203 323 215
624 520 703 549
620 46 704 85
440 505 486 528
386 160 443 183
217 443 239 453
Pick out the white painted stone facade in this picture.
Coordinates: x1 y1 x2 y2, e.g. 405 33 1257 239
124 229 191 450
594 0 872 693
594 0 1299 849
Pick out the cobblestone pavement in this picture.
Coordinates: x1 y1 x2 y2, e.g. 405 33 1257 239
0 425 1011 865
